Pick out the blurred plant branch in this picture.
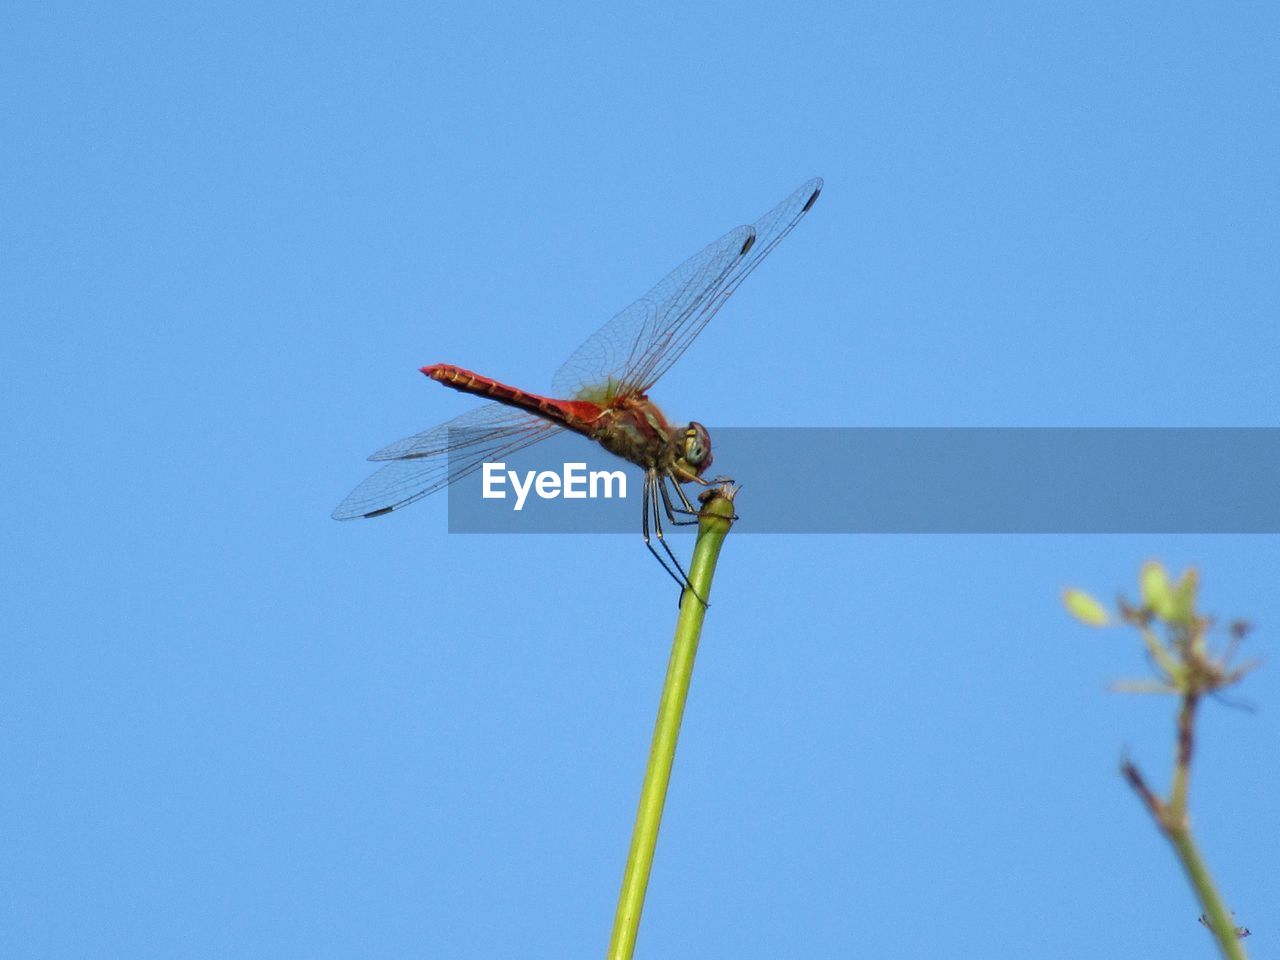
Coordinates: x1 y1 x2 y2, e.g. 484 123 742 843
1063 561 1257 959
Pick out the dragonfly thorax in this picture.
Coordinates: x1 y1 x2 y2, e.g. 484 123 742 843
585 395 712 483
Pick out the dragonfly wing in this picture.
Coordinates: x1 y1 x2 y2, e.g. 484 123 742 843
332 402 562 520
551 177 823 399
622 177 823 393
551 224 753 400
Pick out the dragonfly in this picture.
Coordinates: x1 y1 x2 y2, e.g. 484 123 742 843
333 177 823 592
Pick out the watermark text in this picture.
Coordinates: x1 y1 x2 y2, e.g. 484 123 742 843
481 462 628 511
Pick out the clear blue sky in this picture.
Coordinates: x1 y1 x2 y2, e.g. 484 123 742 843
4 1 1278 957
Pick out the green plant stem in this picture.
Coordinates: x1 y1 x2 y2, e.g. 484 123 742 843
607 489 736 960
1170 826 1248 960
1167 690 1247 958
1122 687 1248 960
1169 693 1197 817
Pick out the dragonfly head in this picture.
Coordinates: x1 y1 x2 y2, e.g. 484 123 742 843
672 421 713 481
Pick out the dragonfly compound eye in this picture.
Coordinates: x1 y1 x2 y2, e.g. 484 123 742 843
683 422 713 472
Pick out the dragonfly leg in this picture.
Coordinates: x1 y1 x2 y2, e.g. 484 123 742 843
642 470 706 606
659 473 702 525
690 471 736 487
642 470 687 589
671 472 740 523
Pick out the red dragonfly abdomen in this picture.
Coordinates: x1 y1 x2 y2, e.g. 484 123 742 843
421 364 603 433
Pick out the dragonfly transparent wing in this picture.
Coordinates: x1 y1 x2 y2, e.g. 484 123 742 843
551 224 752 400
332 402 562 520
552 177 823 399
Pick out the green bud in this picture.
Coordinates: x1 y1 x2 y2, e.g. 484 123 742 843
1140 561 1174 619
1063 588 1110 627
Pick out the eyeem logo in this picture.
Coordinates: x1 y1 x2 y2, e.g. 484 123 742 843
482 462 628 511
